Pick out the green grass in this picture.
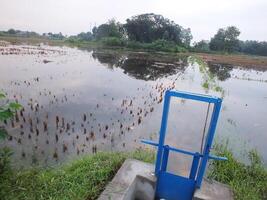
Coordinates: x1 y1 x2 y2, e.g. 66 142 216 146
0 150 155 200
208 143 267 200
1 141 266 200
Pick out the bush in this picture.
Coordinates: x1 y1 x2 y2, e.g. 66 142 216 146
208 142 267 200
125 39 187 53
100 37 125 47
0 148 12 175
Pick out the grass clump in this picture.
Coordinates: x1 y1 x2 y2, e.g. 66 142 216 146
208 143 267 200
0 150 155 200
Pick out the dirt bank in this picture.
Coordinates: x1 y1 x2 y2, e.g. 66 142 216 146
192 53 267 71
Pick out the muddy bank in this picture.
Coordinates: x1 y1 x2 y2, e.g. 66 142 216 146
192 53 267 71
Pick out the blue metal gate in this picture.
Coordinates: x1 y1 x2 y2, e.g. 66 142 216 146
142 90 227 200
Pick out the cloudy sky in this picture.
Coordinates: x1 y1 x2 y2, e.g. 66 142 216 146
1 0 266 42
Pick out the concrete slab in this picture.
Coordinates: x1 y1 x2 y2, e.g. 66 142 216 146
98 159 155 200
98 159 233 200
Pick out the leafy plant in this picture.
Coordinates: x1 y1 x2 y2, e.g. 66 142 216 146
0 92 21 139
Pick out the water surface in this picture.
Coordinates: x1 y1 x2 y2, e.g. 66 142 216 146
0 44 266 171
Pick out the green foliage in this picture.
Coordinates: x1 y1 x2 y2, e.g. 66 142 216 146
0 150 155 200
7 29 16 34
100 37 125 46
208 143 267 200
125 39 187 52
68 32 94 41
1 92 20 139
45 32 65 40
210 26 240 53
93 19 124 40
0 92 22 177
193 40 210 52
124 13 192 47
0 93 5 99
189 56 224 96
0 128 8 140
239 40 267 56
0 148 12 175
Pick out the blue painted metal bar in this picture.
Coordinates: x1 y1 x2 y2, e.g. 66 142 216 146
189 153 200 180
167 90 220 103
167 146 196 157
209 154 227 161
161 146 170 172
141 139 227 161
155 90 171 175
195 98 222 188
141 139 158 146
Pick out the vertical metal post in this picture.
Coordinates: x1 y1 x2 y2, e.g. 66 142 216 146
189 153 200 180
196 98 222 188
161 146 170 172
155 90 171 175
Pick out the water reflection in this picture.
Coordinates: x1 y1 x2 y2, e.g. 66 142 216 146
207 62 233 81
92 51 188 80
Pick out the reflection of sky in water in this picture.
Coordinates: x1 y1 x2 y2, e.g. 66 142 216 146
0 45 267 170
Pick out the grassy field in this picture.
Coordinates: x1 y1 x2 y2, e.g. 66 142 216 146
0 149 155 200
0 145 266 200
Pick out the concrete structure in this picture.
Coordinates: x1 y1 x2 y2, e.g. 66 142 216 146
98 159 233 200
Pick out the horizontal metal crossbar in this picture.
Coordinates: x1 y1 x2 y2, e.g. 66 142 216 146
166 90 221 104
141 139 227 161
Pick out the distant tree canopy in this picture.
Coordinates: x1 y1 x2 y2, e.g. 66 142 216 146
193 40 210 52
7 29 16 34
4 29 40 37
209 26 240 53
77 32 93 41
92 19 124 40
239 40 267 56
124 13 192 47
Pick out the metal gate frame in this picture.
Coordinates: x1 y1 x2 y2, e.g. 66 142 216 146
142 90 227 200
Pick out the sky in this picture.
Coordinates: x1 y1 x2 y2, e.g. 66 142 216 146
1 0 267 42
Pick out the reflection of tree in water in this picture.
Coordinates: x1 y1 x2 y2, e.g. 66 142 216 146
92 51 122 69
207 62 233 81
92 51 188 80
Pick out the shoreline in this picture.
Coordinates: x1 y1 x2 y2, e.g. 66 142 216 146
1 36 267 71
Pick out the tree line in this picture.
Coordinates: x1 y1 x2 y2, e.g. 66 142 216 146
68 14 193 51
193 26 267 56
0 29 65 40
1 13 267 56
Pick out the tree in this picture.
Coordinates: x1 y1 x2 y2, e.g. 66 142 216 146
239 40 267 56
7 29 16 34
193 40 210 51
124 13 192 46
210 26 240 53
77 32 93 41
224 26 240 52
92 19 124 40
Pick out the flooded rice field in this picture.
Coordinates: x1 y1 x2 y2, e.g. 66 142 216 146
0 44 267 170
